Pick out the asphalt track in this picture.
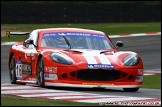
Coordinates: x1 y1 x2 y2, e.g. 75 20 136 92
1 35 161 102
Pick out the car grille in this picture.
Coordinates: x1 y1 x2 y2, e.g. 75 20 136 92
77 69 123 81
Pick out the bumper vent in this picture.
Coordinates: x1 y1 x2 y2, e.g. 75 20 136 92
77 69 122 81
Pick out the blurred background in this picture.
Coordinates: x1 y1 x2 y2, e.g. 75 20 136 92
1 1 161 24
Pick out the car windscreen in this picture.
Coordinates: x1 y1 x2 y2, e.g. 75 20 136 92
41 32 114 50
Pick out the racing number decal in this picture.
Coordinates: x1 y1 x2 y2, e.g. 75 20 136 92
16 63 22 78
24 49 37 59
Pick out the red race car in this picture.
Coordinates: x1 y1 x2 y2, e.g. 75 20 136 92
8 28 143 92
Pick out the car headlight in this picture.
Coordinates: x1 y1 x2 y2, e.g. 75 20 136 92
123 54 140 66
50 52 72 65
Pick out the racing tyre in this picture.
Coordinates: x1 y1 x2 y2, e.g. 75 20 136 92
9 55 17 84
37 57 45 87
123 88 139 92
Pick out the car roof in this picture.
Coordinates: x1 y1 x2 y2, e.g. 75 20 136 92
34 28 105 35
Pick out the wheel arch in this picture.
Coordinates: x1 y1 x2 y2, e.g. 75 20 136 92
8 52 14 68
37 54 43 61
9 52 14 60
36 54 43 74
36 54 45 87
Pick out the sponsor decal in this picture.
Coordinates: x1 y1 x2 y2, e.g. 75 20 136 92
58 33 66 36
44 74 58 80
87 64 114 70
15 60 32 78
138 69 143 75
44 33 56 37
44 74 49 78
43 32 105 39
45 66 57 73
16 60 23 79
22 62 32 75
26 78 37 82
82 83 114 86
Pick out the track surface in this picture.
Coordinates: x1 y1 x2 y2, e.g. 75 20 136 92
1 35 161 105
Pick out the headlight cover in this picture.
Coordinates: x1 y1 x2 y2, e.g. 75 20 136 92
123 54 140 66
50 52 72 65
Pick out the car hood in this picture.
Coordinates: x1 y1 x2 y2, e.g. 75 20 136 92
41 48 138 68
60 49 131 68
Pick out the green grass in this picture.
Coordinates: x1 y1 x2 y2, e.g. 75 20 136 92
142 74 161 89
1 94 101 106
1 35 26 42
1 22 161 42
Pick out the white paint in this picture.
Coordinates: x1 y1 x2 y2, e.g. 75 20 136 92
16 80 36 83
1 89 69 94
82 52 98 64
72 97 154 103
110 32 161 38
18 93 97 98
1 42 18 45
1 86 38 90
81 50 111 64
49 95 123 100
97 54 111 64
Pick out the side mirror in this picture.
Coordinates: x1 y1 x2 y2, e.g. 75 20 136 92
116 41 124 48
23 39 36 48
25 39 34 44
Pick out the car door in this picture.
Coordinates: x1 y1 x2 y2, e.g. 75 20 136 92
20 31 38 79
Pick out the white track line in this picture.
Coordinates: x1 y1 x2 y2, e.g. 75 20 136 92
48 95 124 100
1 84 161 106
1 86 38 90
70 97 155 103
1 42 18 46
1 89 71 94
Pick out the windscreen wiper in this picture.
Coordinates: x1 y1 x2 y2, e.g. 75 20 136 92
62 35 71 49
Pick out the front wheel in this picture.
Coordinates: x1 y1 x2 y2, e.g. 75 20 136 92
123 88 139 92
37 57 45 87
9 55 17 84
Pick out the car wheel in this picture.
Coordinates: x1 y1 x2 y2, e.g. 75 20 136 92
37 57 45 87
123 88 139 92
9 55 17 84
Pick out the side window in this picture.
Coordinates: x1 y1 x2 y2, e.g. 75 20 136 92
23 30 38 49
23 34 31 48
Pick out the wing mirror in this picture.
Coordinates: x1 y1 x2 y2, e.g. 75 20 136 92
116 41 124 48
26 39 34 44
24 39 36 47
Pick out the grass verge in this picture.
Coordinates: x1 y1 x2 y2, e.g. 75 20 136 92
142 74 161 89
1 94 101 106
1 22 161 42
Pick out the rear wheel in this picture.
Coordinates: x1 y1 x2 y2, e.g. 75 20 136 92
123 88 139 92
9 55 17 84
37 57 45 87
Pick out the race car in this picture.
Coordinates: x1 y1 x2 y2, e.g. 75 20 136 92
8 28 144 92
